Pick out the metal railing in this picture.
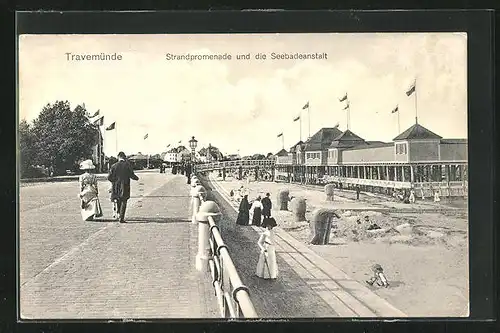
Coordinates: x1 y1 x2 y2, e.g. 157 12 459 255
195 159 275 171
190 175 258 318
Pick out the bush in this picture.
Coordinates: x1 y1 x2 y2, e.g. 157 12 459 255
21 166 49 179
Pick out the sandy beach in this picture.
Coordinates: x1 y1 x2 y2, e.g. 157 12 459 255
209 173 469 317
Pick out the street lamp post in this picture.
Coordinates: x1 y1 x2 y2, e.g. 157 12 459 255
189 136 198 164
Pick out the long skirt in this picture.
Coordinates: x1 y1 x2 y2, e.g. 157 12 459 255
236 211 249 225
256 246 278 279
81 197 103 221
252 207 262 226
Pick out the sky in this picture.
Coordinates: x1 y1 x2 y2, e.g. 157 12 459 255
18 33 467 157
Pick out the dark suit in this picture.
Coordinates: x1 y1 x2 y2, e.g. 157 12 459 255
261 196 272 218
108 159 139 222
185 164 192 184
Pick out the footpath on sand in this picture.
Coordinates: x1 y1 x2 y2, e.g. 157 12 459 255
20 174 218 319
203 175 407 318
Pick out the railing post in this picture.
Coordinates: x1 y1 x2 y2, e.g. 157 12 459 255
195 201 221 272
190 180 203 225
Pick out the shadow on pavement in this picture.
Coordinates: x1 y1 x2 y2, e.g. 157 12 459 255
204 178 339 318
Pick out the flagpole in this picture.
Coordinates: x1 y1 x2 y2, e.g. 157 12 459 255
347 104 350 130
146 136 149 169
282 134 284 149
115 123 118 156
103 124 108 170
308 104 311 139
98 125 102 172
299 116 302 142
414 78 418 124
397 110 401 134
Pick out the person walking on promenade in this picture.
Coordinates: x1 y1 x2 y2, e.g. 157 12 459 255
256 217 278 280
78 159 103 221
261 192 272 219
108 151 139 223
236 194 251 225
251 196 263 226
185 162 192 184
355 185 361 200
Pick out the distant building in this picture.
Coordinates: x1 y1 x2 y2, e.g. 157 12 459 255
275 148 289 165
163 147 179 163
275 122 468 197
226 154 241 161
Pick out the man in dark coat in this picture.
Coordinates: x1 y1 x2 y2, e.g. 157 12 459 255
261 192 272 219
185 162 192 184
108 151 139 223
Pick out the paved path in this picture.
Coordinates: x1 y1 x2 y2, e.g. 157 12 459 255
207 175 407 318
20 172 218 319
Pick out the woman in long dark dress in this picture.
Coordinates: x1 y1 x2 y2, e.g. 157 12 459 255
251 196 263 226
236 194 251 225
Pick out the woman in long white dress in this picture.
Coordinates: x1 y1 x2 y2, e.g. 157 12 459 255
78 159 103 221
256 217 278 279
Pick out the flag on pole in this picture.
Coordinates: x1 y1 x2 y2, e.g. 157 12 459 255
302 101 309 109
105 122 116 131
339 93 348 102
343 102 350 110
178 140 182 143
391 105 399 113
93 116 104 126
89 110 100 118
333 122 340 128
406 81 416 96
277 133 283 138
167 144 171 147
144 134 149 140
293 116 300 122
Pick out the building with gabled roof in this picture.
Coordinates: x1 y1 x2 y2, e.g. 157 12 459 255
393 123 442 141
274 121 467 197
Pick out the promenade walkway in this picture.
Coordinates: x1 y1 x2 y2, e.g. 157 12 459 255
20 173 218 319
20 170 406 319
207 175 407 318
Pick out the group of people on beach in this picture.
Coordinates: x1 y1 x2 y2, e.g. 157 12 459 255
78 151 139 223
230 188 278 280
393 188 441 204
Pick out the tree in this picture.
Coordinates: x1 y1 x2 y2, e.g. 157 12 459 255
19 119 35 177
251 153 266 160
30 101 97 175
266 152 274 159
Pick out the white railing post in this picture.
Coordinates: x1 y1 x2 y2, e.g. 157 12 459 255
195 200 221 272
190 178 203 225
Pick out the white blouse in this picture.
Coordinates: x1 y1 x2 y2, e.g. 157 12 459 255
251 200 263 211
